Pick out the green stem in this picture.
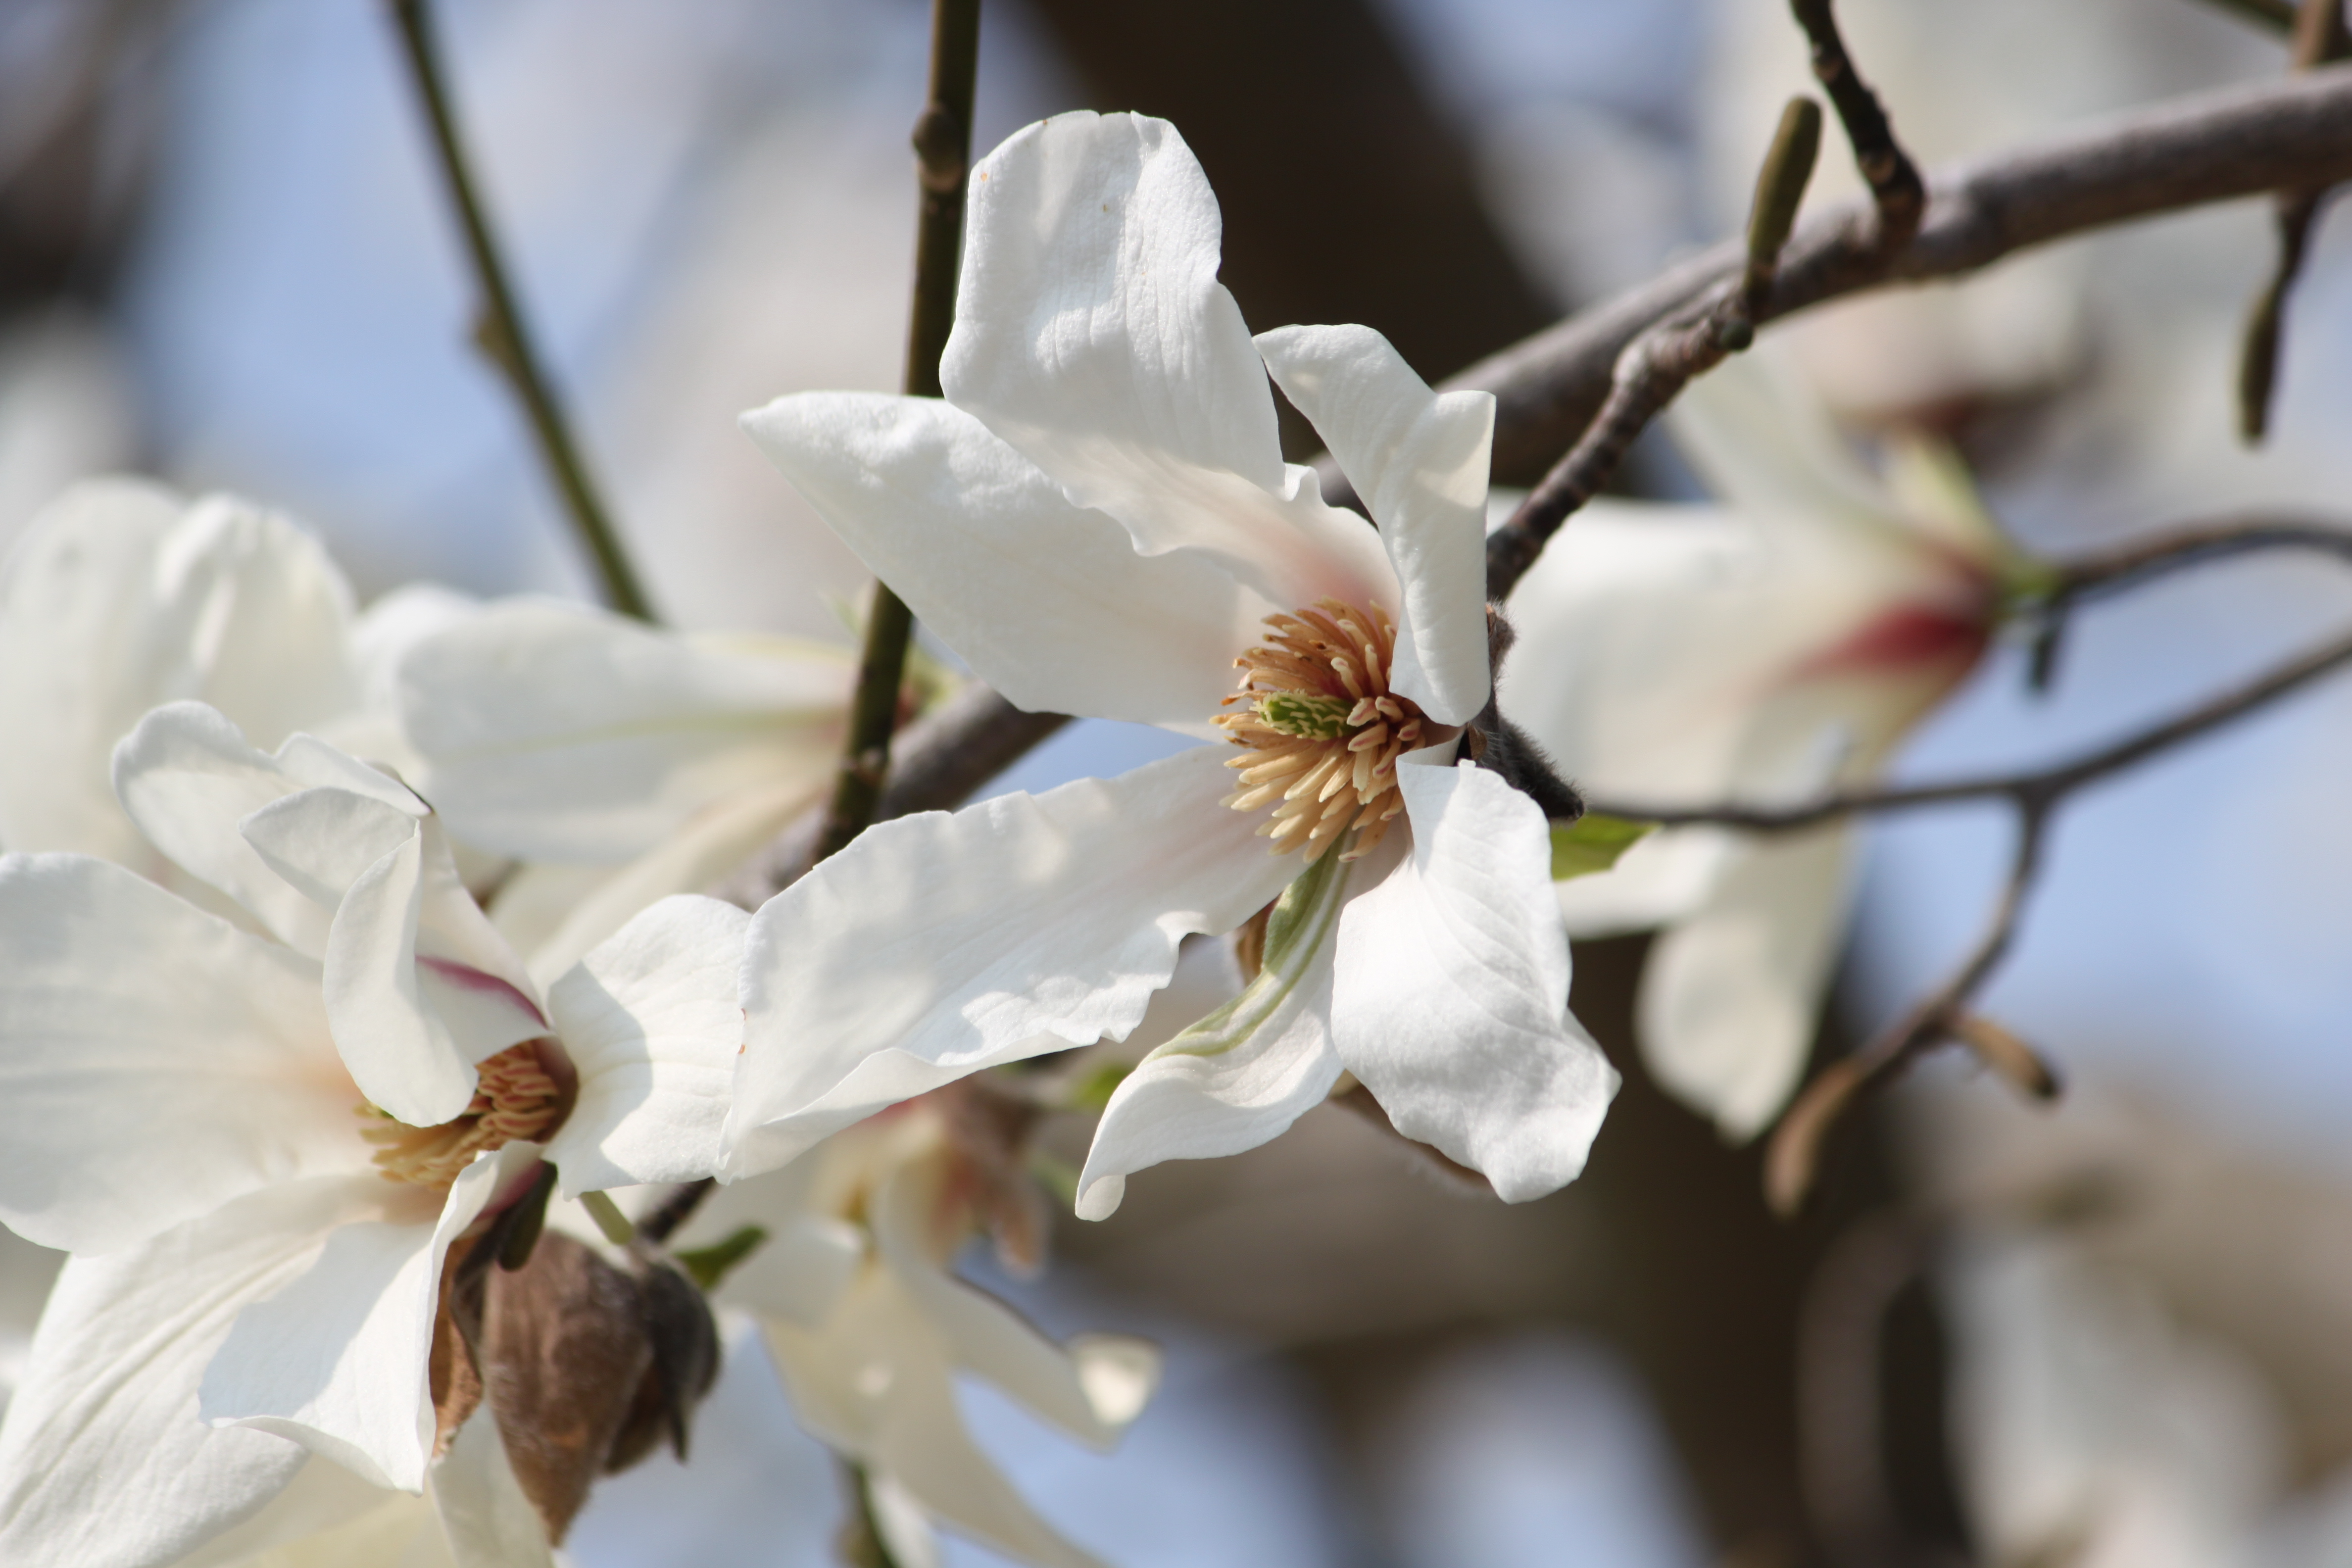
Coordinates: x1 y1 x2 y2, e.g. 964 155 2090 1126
386 0 655 621
812 0 983 863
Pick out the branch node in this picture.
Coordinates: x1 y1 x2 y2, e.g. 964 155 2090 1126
1786 0 1923 251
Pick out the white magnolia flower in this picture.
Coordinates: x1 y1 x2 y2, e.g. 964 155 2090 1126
396 597 854 984
727 110 1615 1218
0 479 373 872
1500 350 2012 1135
0 704 747 1568
684 1094 1160 1568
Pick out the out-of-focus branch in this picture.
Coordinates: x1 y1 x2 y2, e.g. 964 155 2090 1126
1766 809 2053 1217
1486 91 1827 596
812 0 983 865
1448 66 2352 496
715 686 1069 908
385 0 653 621
1595 621 2352 834
1789 0 1924 250
2236 0 2350 442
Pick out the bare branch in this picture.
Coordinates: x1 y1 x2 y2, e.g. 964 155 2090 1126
2237 0 2350 441
1789 0 1924 249
386 0 653 621
1441 67 2352 498
1594 620 2352 833
713 686 1070 909
812 0 985 865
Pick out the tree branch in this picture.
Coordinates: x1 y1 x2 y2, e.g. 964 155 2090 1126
1789 0 1924 250
1449 66 2352 500
385 0 653 621
811 0 984 865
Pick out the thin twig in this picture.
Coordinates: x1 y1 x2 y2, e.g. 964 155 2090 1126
2187 0 2300 36
1444 67 2352 508
385 0 653 620
1789 0 1924 249
811 0 983 865
2236 0 2349 442
1766 808 2052 1215
1593 623 2352 832
713 685 1069 909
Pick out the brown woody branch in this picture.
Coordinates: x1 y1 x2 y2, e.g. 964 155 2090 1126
1451 66 2352 502
1790 0 1924 250
2236 0 2349 442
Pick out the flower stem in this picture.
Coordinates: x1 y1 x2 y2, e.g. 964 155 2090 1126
812 0 984 863
385 0 655 621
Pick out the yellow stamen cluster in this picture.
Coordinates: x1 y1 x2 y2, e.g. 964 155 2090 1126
360 1040 566 1188
1215 597 1424 863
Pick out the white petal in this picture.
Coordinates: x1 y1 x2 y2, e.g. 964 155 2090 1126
1552 824 1744 938
694 1166 865 1328
201 1149 527 1493
158 494 362 755
724 747 1295 1177
318 831 503 1130
1639 828 1853 1138
1074 845 1353 1220
399 600 851 862
940 111 1397 619
0 478 186 861
0 1180 374 1568
1332 754 1618 1201
741 391 1261 734
762 1274 1108 1568
542 894 749 1193
0 853 364 1255
506 778 815 988
1255 324 1494 724
872 1155 1158 1448
430 1410 554 1568
172 1452 417 1568
112 703 416 954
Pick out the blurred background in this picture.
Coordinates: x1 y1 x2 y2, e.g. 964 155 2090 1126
3 0 2352 1564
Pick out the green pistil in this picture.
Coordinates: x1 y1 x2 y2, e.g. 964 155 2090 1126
1256 692 1354 740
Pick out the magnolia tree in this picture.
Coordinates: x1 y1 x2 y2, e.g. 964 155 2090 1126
2 0 2351 1564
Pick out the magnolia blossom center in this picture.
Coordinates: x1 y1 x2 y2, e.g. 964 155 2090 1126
1215 598 1425 863
360 1040 568 1188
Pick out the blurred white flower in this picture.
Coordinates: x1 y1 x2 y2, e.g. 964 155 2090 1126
1500 351 2014 1135
686 1089 1159 1568
729 110 1614 1216
396 597 855 983
0 711 746 1568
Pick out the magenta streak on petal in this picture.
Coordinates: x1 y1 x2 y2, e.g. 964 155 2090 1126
418 955 548 1028
1794 601 1991 682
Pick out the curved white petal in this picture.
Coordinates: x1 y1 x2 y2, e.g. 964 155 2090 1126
0 853 365 1255
0 1180 373 1568
729 754 1253 1139
940 110 1396 619
0 478 187 861
505 777 815 988
319 830 508 1130
724 747 1296 1177
171 1452 416 1568
0 484 360 865
1639 827 1853 1138
159 494 362 757
1075 845 1353 1220
201 1149 526 1493
430 1410 555 1568
872 1156 1159 1447
112 703 415 955
742 391 1260 735
542 895 748 1194
1255 324 1494 725
762 1274 1107 1568
1552 824 1744 938
399 600 850 862
1332 754 1617 1201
